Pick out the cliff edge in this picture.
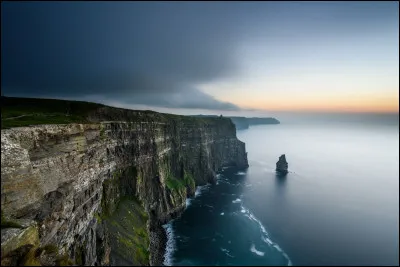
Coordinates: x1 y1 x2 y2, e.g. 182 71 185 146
1 97 248 266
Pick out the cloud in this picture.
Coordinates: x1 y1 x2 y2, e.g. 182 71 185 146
1 2 242 110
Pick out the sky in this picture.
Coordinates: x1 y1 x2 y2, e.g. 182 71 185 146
1 1 399 116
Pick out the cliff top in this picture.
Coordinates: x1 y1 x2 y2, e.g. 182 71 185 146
1 96 234 129
192 114 279 121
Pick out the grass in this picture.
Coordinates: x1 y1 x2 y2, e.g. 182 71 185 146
105 197 150 265
183 171 196 189
1 96 233 129
34 244 59 257
20 243 65 266
22 246 41 266
94 212 103 223
55 253 75 266
1 96 105 129
165 168 195 192
165 175 186 191
1 213 23 229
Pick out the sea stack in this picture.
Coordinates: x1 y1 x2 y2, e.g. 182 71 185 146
276 154 288 174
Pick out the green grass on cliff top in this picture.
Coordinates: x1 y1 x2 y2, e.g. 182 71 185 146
1 96 232 129
1 96 104 128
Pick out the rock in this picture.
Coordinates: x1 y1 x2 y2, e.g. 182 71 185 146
276 154 288 174
1 224 39 258
1 109 249 266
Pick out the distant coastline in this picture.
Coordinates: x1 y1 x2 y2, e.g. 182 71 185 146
192 115 280 130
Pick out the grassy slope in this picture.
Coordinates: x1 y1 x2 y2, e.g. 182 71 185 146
1 96 105 128
1 96 230 129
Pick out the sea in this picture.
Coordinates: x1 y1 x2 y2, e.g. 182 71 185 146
163 114 399 266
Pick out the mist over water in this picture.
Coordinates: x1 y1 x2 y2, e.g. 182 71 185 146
165 115 399 266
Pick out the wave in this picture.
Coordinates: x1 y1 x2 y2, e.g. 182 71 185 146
162 222 176 266
240 204 292 265
250 244 265 256
216 174 222 185
220 247 234 258
164 170 292 266
185 198 193 208
194 183 211 197
170 183 214 263
185 184 208 209
232 198 242 203
262 236 273 246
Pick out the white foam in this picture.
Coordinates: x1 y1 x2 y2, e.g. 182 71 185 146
235 171 246 175
185 198 193 208
240 204 292 265
220 247 234 258
250 244 265 256
232 198 241 203
185 183 212 209
220 212 224 215
162 222 176 266
194 184 210 197
194 186 202 197
262 236 273 246
240 204 249 214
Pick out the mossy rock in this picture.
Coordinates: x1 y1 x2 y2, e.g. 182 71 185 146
55 253 75 266
1 213 23 229
22 246 41 266
105 197 150 265
1 225 40 258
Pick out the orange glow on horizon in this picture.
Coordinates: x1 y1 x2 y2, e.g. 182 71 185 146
237 92 399 113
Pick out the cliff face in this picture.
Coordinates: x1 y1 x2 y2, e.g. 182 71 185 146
191 115 280 131
1 109 248 266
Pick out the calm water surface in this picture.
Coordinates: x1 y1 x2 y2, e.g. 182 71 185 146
164 120 399 266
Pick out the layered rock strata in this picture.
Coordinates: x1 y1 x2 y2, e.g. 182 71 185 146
1 108 248 266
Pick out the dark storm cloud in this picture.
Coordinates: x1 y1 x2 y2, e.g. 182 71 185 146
1 2 242 110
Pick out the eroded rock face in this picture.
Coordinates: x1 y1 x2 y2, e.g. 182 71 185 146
1 114 248 266
276 154 288 174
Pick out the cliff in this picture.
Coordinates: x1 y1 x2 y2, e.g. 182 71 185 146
231 117 280 130
1 97 248 266
227 117 249 130
191 115 280 130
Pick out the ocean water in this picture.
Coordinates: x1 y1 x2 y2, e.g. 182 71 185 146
164 119 399 266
